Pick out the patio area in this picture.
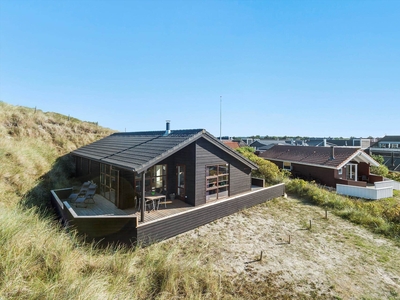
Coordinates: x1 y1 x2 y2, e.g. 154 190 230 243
56 185 267 225
65 193 194 223
51 183 285 245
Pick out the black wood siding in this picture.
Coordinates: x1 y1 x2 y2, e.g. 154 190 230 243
72 155 100 184
137 184 285 246
157 144 196 205
195 138 252 206
119 169 136 209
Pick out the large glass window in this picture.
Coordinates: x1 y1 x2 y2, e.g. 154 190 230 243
135 164 167 198
206 164 229 201
100 163 119 204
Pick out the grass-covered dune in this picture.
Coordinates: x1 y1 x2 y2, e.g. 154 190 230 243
0 101 114 209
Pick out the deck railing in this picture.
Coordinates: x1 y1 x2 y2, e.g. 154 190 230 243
381 179 400 190
51 183 285 246
336 184 393 200
50 188 138 245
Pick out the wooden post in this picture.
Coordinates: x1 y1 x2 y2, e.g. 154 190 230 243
141 170 146 222
260 251 263 262
309 220 312 230
288 235 291 244
325 209 328 219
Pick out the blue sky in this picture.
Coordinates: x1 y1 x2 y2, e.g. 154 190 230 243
1 0 399 138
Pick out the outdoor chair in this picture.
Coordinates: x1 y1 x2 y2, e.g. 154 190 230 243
137 197 154 212
75 184 97 207
68 181 92 202
157 197 168 209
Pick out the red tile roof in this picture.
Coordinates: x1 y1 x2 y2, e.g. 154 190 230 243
223 141 240 149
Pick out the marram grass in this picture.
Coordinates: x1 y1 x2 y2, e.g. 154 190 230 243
286 179 400 244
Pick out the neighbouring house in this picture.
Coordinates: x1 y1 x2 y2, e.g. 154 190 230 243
51 122 285 245
260 144 400 199
307 138 372 149
260 145 380 188
222 140 240 149
258 144 400 200
368 135 400 171
249 139 292 152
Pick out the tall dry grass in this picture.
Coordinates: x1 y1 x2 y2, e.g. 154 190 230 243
0 101 114 208
0 205 228 299
286 179 400 244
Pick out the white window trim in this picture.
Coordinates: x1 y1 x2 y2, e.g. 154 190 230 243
283 161 292 171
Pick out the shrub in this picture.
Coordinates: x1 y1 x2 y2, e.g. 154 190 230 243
236 147 288 184
370 164 389 177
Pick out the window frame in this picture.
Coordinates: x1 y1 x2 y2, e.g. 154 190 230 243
283 161 292 171
205 164 230 201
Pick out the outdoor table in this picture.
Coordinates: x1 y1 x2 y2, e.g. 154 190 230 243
145 192 167 211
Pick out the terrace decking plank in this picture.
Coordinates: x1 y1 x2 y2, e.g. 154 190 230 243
52 184 285 245
61 185 269 223
65 194 193 222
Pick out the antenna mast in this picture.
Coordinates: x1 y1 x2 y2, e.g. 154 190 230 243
219 96 222 140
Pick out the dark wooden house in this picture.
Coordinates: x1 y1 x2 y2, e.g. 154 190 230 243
260 145 381 188
368 135 400 171
50 122 286 245
72 125 258 209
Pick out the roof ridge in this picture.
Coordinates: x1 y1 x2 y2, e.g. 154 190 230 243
113 129 204 136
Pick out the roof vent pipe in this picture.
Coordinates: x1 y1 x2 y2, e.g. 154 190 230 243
323 138 327 147
164 120 171 136
330 146 335 160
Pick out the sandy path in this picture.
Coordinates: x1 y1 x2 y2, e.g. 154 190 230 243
176 195 400 299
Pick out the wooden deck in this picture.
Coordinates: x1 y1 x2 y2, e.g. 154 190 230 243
64 194 194 223
52 184 286 245
63 186 264 224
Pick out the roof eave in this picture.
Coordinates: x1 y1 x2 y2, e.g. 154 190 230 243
201 132 258 170
264 158 338 170
134 130 206 174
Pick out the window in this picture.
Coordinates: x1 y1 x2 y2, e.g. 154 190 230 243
283 161 292 171
338 168 342 175
100 163 119 204
391 143 399 149
134 164 167 198
206 164 229 201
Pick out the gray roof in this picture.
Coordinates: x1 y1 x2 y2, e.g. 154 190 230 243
72 129 258 173
377 135 400 143
370 135 400 148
